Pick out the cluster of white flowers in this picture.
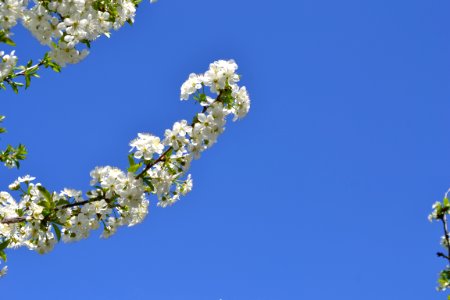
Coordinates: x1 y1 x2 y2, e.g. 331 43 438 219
0 50 17 80
429 201 443 222
0 59 250 275
180 60 250 120
130 133 164 160
429 190 450 291
0 0 156 67
0 0 26 30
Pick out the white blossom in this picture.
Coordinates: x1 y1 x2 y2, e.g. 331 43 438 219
0 51 17 81
130 133 164 160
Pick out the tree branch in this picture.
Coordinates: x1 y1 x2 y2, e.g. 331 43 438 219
135 92 214 179
13 61 45 77
136 146 172 179
440 215 450 265
1 217 26 224
1 92 222 225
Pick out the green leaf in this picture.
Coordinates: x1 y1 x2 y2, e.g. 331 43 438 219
0 251 6 262
143 177 154 192
0 240 9 252
16 208 24 217
25 75 31 89
37 186 52 202
42 208 52 218
52 223 61 241
0 31 16 46
11 83 18 94
55 199 69 206
128 163 141 173
128 154 135 167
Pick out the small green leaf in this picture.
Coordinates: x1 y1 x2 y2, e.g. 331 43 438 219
0 250 6 262
143 177 154 192
0 31 16 46
128 162 142 173
37 186 52 202
25 75 31 88
128 154 135 167
55 199 69 206
0 240 9 252
11 83 18 94
52 223 61 241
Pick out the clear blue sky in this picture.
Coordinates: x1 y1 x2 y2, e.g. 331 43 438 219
1 0 450 299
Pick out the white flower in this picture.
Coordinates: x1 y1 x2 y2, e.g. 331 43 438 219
163 120 192 150
18 175 36 183
0 265 8 277
231 86 250 121
203 59 239 93
130 133 164 160
180 73 203 100
0 51 17 81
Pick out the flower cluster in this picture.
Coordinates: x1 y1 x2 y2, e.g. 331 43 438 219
429 190 450 291
0 51 17 81
0 0 156 73
0 0 26 31
0 59 250 277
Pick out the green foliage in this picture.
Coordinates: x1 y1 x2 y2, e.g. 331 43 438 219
127 154 143 173
52 224 61 242
218 86 234 108
1 52 61 93
0 240 10 262
41 52 61 73
0 31 15 46
439 268 450 291
0 115 27 168
17 59 41 89
0 144 27 168
92 0 121 23
431 196 450 294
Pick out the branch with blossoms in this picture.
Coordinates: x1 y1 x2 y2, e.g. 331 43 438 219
0 0 157 92
0 115 27 169
0 60 251 277
0 0 155 167
429 190 450 294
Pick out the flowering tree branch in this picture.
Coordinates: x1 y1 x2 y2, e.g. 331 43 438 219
0 0 157 93
0 116 27 169
0 59 251 278
438 214 450 263
136 146 174 179
429 190 450 292
135 97 212 179
0 0 251 280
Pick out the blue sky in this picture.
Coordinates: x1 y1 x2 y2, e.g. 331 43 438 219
1 0 450 299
